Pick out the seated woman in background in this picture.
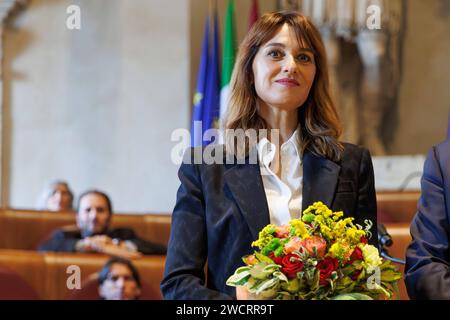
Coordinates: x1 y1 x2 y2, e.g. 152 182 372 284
37 180 74 212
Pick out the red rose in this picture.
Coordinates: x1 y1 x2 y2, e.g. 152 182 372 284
347 247 364 265
360 236 368 244
317 257 339 286
280 253 304 279
269 252 284 265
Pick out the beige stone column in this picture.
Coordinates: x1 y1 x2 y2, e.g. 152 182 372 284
0 0 29 207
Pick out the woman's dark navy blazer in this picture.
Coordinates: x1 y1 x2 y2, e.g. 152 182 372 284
161 143 377 299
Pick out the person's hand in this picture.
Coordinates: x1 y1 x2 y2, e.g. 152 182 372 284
75 236 142 259
75 235 112 252
236 286 251 300
236 287 270 300
88 235 113 251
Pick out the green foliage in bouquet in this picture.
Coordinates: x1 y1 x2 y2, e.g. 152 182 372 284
226 202 402 300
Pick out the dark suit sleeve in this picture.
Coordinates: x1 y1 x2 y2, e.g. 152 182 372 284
134 238 166 255
37 230 78 252
405 146 450 299
357 148 378 248
160 152 232 300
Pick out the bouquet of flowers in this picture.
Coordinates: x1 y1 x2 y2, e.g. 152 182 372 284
226 202 402 300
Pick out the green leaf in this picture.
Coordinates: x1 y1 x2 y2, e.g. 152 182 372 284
258 286 279 299
262 264 281 274
272 271 289 283
262 238 281 255
302 213 316 223
281 278 301 293
236 266 251 273
274 291 295 300
332 293 374 300
305 268 320 290
226 269 251 286
340 265 356 276
380 270 403 282
249 263 269 280
249 263 279 280
246 277 261 291
255 252 274 264
274 246 284 257
254 278 280 295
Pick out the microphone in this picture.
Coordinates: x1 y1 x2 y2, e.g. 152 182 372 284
377 223 405 265
378 223 393 248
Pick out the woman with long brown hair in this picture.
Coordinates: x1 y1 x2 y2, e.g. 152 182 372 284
161 11 377 300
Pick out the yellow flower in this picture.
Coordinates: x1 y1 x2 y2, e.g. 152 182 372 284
289 219 309 239
319 224 333 239
252 224 276 248
345 227 366 244
361 244 383 269
332 211 344 221
329 241 352 261
312 202 333 218
329 242 343 259
332 220 348 238
303 206 313 215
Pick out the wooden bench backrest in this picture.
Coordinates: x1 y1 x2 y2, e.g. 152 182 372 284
0 209 171 250
0 249 165 300
377 191 420 223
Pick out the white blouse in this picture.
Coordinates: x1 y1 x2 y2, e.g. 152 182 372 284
257 128 303 226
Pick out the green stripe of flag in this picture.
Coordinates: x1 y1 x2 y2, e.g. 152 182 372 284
220 0 237 119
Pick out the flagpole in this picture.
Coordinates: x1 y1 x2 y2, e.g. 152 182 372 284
208 0 216 40
208 0 216 22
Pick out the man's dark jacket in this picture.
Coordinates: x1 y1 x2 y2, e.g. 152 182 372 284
38 226 166 255
405 140 450 299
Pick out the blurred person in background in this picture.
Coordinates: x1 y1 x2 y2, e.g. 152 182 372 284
37 180 74 212
98 257 142 300
38 189 166 258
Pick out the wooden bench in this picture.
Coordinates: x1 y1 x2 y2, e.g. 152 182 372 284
0 209 171 250
0 249 165 300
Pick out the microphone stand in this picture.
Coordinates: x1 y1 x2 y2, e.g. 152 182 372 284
379 247 406 265
378 223 406 265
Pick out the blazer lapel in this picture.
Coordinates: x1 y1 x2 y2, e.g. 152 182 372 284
223 162 270 241
302 151 341 209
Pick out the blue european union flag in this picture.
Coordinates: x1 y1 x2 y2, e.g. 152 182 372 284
190 11 220 147
191 16 209 147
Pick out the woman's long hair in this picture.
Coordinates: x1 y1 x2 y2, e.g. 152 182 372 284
224 11 343 162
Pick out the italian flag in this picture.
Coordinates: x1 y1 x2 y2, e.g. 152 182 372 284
220 0 236 122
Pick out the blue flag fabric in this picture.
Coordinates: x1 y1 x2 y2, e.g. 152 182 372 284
191 11 221 147
191 17 210 147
